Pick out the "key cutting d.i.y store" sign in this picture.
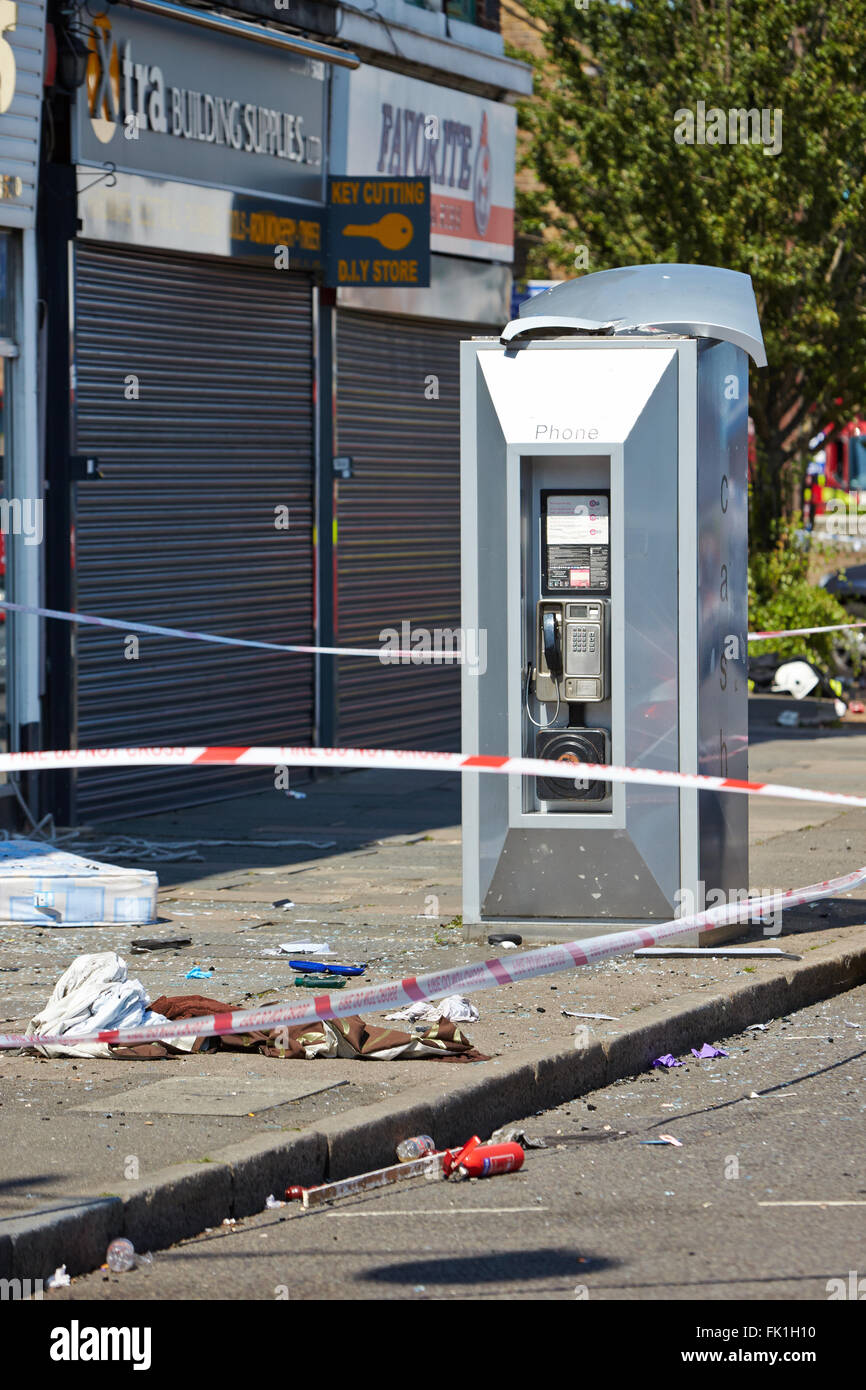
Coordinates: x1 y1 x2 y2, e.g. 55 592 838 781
325 176 430 287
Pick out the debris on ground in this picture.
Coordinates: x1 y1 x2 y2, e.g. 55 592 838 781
130 937 192 953
639 1134 684 1148
450 1140 524 1180
262 941 334 957
265 1194 286 1209
0 839 158 926
487 932 522 946
25 952 186 1059
691 1043 729 1059
384 994 479 1023
184 967 214 980
489 1124 547 1149
46 1266 71 1288
634 947 799 959
106 1239 137 1272
20 960 490 1062
287 1132 528 1207
652 1053 685 1069
287 1152 443 1207
293 974 348 988
561 1009 619 1021
289 960 367 977
395 1134 436 1162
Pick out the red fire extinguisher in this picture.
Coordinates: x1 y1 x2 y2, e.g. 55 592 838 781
444 1135 524 1179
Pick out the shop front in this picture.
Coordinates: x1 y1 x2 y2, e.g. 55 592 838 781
61 0 356 818
328 63 516 752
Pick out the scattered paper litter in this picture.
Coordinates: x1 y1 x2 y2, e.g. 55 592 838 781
746 1023 770 1031
384 994 479 1023
561 1010 619 1021
46 1266 71 1288
265 1194 286 1209
262 941 334 957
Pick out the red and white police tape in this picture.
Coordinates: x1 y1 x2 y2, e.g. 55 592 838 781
1 864 864 1052
2 743 866 812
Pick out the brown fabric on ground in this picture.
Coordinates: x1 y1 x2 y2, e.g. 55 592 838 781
108 996 490 1062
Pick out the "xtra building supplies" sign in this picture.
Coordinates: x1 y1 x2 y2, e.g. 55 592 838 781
325 177 430 288
75 8 326 203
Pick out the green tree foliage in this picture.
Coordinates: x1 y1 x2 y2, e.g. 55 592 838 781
516 0 866 548
748 529 857 670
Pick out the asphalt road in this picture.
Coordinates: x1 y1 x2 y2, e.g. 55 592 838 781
46 984 866 1303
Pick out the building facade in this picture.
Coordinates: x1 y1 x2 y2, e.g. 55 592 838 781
0 0 47 824
26 0 531 821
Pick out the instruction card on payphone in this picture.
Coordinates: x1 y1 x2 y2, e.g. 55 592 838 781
543 493 610 592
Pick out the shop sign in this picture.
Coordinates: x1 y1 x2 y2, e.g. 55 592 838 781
325 176 429 287
75 9 326 204
332 64 515 262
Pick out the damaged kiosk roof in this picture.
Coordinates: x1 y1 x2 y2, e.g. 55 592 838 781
505 263 766 368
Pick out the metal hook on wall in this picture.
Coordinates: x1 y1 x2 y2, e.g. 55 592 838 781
77 162 117 195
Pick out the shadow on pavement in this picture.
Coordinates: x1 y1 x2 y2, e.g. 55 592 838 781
358 1248 613 1285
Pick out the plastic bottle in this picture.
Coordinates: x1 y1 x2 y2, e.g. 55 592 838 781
395 1134 435 1162
106 1238 136 1273
454 1141 524 1180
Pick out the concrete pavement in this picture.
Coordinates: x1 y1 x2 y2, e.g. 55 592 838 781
43 984 866 1302
2 709 866 1279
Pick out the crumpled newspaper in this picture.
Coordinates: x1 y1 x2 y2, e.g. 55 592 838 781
489 1125 547 1149
384 993 479 1024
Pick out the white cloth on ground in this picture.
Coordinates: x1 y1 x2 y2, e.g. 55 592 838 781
26 951 175 1058
383 994 479 1024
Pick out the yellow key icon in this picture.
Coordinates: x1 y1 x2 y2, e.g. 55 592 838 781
341 212 414 251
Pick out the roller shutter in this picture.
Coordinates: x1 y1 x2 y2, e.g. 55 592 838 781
72 244 315 818
335 311 483 751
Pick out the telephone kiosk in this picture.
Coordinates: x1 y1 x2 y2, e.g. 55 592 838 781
460 263 766 939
